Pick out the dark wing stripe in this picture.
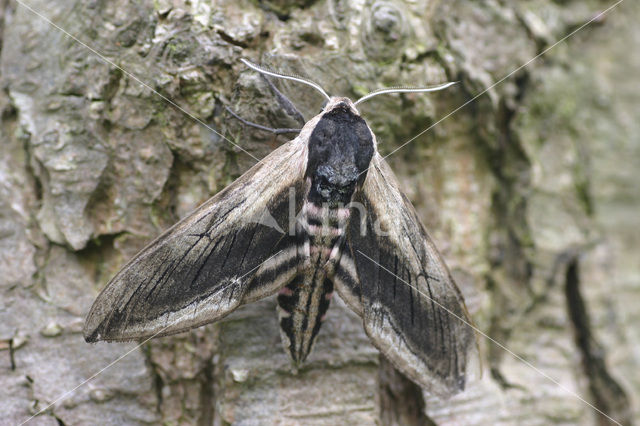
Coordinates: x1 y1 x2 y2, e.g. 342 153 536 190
239 223 260 268
145 235 203 303
332 251 363 316
242 245 299 303
190 236 224 290
221 230 238 271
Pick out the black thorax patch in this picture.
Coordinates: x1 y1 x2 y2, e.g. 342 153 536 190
306 105 374 206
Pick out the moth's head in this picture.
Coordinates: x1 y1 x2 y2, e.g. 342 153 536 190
238 59 457 204
306 97 375 204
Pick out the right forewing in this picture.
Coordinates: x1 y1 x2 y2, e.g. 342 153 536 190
334 153 476 396
84 138 308 342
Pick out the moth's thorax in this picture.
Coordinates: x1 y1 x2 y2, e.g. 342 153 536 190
306 97 375 205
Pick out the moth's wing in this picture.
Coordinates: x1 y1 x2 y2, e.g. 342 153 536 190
84 138 308 342
334 153 476 396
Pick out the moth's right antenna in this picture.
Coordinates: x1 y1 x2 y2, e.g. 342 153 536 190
354 82 458 106
241 58 331 102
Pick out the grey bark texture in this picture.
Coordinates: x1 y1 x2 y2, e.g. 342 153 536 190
0 0 638 424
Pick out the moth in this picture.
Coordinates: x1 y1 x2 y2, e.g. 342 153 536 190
84 59 476 397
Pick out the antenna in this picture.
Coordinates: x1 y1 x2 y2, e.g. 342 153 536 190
240 58 331 102
354 82 458 106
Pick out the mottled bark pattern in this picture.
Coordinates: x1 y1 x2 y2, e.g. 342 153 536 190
1 0 638 424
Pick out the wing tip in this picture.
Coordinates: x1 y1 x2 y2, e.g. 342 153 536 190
82 319 103 343
84 332 100 343
412 369 467 399
83 321 139 343
362 307 476 398
83 307 112 343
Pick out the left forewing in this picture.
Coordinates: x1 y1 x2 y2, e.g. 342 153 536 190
84 138 307 342
334 153 476 396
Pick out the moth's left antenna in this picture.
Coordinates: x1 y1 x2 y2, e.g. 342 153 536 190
354 82 457 106
240 58 331 102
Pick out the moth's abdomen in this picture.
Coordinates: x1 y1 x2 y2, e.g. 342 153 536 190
303 201 349 238
276 201 349 364
277 278 333 364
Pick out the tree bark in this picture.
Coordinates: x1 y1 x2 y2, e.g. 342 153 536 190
1 0 638 424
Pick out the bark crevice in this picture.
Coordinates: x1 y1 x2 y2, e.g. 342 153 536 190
564 257 631 426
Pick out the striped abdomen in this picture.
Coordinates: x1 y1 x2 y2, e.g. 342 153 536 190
277 201 350 364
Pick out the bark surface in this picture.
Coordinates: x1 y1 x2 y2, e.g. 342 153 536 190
0 0 638 424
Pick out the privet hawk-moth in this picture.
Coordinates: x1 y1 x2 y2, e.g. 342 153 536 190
84 59 476 397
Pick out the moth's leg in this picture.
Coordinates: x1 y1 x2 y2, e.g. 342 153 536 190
260 75 306 127
224 106 301 135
